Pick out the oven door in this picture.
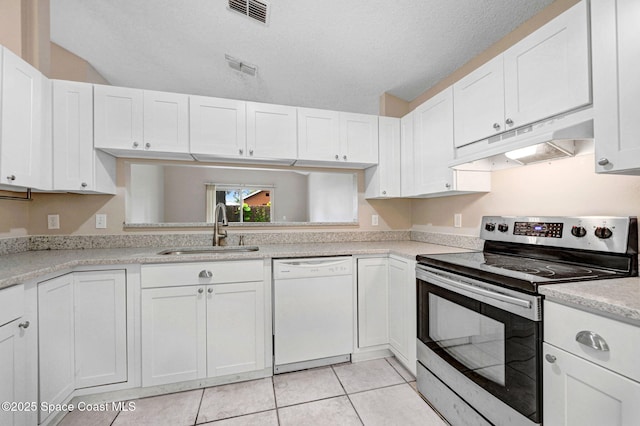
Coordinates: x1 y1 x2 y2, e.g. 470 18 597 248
416 265 542 425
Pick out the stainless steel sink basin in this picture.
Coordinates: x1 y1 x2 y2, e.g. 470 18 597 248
158 246 259 255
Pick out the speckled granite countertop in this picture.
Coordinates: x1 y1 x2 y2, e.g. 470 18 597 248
539 278 640 325
0 241 469 290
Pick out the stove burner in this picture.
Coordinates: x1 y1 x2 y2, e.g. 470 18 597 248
481 253 609 281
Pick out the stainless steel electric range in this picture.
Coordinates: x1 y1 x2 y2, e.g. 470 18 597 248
415 216 638 426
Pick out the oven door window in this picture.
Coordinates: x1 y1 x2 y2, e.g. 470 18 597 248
418 279 541 422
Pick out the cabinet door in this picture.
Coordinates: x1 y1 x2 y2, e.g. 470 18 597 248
206 281 265 377
141 286 207 386
74 271 127 389
0 319 27 426
400 112 415 197
52 80 95 192
247 102 297 160
365 117 400 199
357 258 388 348
388 257 409 362
297 107 340 162
413 87 454 195
340 112 378 164
453 56 504 147
504 0 590 130
38 275 75 423
189 95 246 157
94 84 143 151
592 0 640 174
143 90 189 153
543 343 640 426
0 47 44 189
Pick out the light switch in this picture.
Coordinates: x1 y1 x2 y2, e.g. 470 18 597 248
96 214 107 229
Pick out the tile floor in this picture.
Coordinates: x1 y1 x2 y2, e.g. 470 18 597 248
57 357 448 426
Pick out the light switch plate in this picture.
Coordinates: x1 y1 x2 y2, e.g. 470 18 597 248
454 213 462 228
371 214 379 226
47 214 60 230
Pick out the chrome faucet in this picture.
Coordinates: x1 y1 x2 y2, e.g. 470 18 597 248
213 202 228 246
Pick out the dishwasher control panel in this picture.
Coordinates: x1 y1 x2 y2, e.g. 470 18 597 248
273 257 353 279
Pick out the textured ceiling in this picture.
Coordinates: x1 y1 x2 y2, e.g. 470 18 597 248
50 0 554 114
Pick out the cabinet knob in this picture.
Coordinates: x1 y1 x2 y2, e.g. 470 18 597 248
544 354 556 363
505 118 514 126
335 154 339 160
493 122 501 131
239 149 244 155
145 142 151 149
382 190 387 195
133 141 139 148
198 288 204 294
249 149 254 156
199 270 213 278
7 175 16 181
575 330 610 351
207 287 213 294
81 182 88 188
597 158 610 166
445 183 451 189
343 155 347 160
18 321 30 329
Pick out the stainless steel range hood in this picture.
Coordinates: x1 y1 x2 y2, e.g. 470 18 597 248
451 107 594 171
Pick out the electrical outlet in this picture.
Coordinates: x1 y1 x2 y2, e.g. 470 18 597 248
454 213 462 228
371 214 379 226
95 214 107 229
47 214 60 230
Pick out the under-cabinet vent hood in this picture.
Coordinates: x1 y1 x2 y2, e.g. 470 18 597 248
228 0 269 24
451 107 594 171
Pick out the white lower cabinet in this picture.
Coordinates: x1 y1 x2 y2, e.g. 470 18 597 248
140 261 265 387
356 256 416 375
38 270 127 424
543 301 640 425
357 258 389 348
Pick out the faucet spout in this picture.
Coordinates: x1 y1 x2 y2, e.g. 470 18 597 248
213 202 228 246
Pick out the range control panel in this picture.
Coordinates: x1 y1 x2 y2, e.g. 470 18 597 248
479 216 635 254
513 222 563 238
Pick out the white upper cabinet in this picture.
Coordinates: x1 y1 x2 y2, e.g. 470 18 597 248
592 0 640 174
297 108 378 168
365 116 400 199
503 0 590 129
412 88 490 197
246 102 297 161
52 80 116 194
142 90 190 155
453 56 505 147
190 95 246 159
400 112 415 197
94 85 191 160
453 0 590 148
0 47 50 190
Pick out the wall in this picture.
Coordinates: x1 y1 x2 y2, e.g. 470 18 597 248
412 154 640 231
0 191 30 237
50 42 109 84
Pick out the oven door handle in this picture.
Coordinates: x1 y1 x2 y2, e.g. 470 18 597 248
424 271 532 309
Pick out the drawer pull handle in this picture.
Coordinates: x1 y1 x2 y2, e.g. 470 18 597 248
545 354 556 363
18 321 30 329
199 270 213 278
575 330 610 352
208 287 213 294
198 288 204 294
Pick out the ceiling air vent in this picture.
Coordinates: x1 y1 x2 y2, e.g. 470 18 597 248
228 0 269 24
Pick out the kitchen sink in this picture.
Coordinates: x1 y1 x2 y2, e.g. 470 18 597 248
157 246 259 255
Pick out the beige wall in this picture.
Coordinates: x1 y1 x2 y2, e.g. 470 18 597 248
0 0 50 74
50 42 109 84
379 92 410 118
0 0 24 57
0 191 30 237
412 154 640 230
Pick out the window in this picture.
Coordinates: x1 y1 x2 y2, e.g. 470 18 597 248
206 184 273 223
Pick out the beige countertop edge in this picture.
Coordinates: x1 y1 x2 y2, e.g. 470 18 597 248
539 278 640 325
0 241 468 291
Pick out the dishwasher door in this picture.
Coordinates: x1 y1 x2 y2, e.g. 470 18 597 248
273 257 354 373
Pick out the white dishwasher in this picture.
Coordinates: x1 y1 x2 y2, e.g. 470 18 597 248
273 256 354 373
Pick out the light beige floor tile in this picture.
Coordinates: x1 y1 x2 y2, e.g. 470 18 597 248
333 359 404 394
202 410 278 426
58 407 119 426
350 383 447 426
278 396 362 426
386 356 416 382
274 366 345 407
112 389 203 426
197 378 275 424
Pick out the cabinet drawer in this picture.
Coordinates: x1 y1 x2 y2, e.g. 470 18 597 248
544 301 640 382
141 260 263 288
0 284 24 326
